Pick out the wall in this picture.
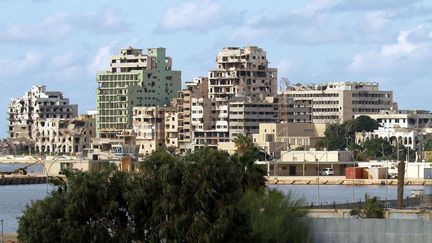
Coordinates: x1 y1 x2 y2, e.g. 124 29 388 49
310 218 432 243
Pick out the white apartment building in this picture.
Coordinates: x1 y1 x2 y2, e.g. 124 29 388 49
355 110 432 159
8 85 78 141
285 82 396 123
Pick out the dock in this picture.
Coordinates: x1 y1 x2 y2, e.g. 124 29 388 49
0 175 46 185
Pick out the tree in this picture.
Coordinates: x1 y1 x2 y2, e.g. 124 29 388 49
348 115 379 135
241 189 310 243
20 148 295 242
362 138 393 159
424 139 432 151
320 116 379 151
233 134 252 156
350 194 384 218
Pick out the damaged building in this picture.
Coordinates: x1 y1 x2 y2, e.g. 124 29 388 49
32 115 95 154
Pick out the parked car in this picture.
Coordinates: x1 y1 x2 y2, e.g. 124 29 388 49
320 168 334 176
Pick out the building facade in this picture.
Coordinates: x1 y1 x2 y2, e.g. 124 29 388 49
32 115 95 154
208 46 277 100
96 47 181 139
285 82 396 123
252 123 327 159
228 97 279 139
355 110 432 160
132 106 170 155
8 85 78 141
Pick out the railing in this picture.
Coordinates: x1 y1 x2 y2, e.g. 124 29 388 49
307 197 422 209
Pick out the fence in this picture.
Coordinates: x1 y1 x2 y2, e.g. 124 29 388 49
310 218 432 243
307 197 421 209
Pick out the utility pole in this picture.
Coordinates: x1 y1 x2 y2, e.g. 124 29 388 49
397 161 406 209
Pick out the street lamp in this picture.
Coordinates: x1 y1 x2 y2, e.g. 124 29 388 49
345 148 367 202
33 155 67 195
302 150 331 205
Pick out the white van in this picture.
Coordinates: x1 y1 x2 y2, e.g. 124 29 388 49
320 168 334 176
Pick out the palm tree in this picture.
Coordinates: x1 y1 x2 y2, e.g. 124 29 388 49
233 134 252 156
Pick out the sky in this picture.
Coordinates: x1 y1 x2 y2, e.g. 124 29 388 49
0 0 432 137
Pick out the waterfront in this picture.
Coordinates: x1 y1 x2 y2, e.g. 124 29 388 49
0 183 426 233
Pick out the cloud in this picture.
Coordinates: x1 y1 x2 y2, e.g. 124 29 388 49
332 0 421 12
0 7 129 44
88 42 118 75
349 25 432 75
157 0 224 33
0 52 44 79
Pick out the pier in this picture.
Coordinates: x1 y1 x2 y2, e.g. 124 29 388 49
0 175 46 185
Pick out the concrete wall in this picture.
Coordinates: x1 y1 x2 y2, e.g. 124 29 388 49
310 218 432 243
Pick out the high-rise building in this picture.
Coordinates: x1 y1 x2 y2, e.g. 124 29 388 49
8 85 78 140
176 77 210 154
228 97 279 140
208 46 277 100
96 47 181 139
132 106 170 155
284 82 396 123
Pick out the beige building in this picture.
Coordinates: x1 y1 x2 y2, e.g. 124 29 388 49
132 106 170 156
252 123 327 159
274 150 354 176
208 46 277 100
284 82 396 123
32 115 96 154
164 109 179 149
175 77 210 154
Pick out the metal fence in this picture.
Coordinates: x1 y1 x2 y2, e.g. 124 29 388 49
307 197 421 209
310 218 432 243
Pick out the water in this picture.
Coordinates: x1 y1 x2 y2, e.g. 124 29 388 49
272 184 425 205
0 184 48 233
0 183 428 233
0 163 44 174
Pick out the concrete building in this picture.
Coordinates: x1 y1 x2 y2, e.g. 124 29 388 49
132 106 170 156
274 150 354 176
228 97 279 139
277 96 312 123
193 130 230 150
252 123 328 159
284 82 396 123
96 47 181 139
175 77 210 154
164 109 179 149
32 115 95 154
8 85 78 141
355 110 432 160
208 46 277 100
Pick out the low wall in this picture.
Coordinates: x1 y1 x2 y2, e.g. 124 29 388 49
310 218 432 243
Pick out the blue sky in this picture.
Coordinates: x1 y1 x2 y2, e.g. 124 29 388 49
1 0 432 137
